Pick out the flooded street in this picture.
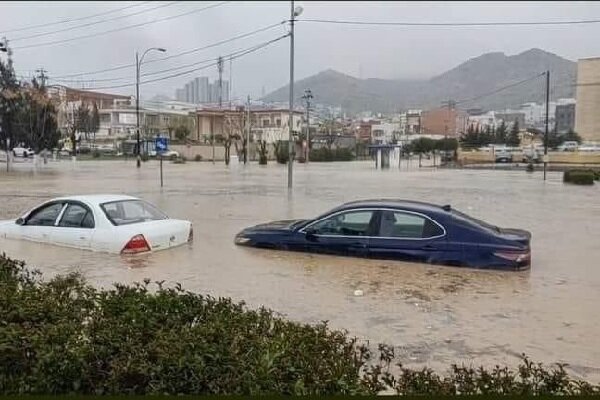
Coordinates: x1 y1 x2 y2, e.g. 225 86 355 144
1 159 599 379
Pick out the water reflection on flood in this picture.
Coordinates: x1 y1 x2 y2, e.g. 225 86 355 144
1 160 599 379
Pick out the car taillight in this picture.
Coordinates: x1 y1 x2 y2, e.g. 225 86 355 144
188 225 194 243
121 234 151 254
494 250 530 263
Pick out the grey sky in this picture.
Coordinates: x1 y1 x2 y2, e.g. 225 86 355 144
2 1 600 101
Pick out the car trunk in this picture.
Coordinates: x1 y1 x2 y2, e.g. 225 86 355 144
136 219 191 251
498 228 531 248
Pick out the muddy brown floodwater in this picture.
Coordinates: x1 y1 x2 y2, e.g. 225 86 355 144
1 159 599 380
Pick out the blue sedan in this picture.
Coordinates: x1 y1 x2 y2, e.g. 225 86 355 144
234 200 531 270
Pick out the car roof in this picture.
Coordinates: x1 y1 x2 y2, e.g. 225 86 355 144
327 199 451 216
50 194 139 206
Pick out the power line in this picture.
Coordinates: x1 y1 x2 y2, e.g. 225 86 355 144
455 73 546 106
12 1 231 50
0 2 152 34
298 17 600 27
75 34 289 91
11 2 180 42
52 37 276 84
49 21 285 79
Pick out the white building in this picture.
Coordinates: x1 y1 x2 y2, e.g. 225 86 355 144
371 122 401 144
250 108 303 143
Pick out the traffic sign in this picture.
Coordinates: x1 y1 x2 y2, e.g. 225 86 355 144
155 137 168 154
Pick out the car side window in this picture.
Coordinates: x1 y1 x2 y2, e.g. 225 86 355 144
309 210 376 236
59 204 95 228
26 203 64 226
378 210 444 239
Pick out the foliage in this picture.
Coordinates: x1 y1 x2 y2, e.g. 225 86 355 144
0 54 60 152
563 169 595 185
563 129 582 144
507 119 521 147
172 156 187 164
140 154 149 162
174 125 190 142
0 255 599 395
495 121 508 144
92 150 101 159
273 140 289 164
258 140 268 165
309 147 354 162
435 138 459 152
194 154 203 162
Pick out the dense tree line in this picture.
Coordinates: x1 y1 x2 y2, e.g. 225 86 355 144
0 54 60 152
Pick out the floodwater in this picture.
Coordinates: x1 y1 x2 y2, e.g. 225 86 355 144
1 159 599 380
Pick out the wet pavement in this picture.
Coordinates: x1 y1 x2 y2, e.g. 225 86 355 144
1 159 599 379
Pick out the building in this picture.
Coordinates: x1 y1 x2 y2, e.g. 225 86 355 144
420 107 467 137
194 107 303 144
496 111 526 129
467 111 499 132
575 57 600 142
404 110 422 134
555 103 576 134
49 86 131 138
371 122 400 144
174 76 229 104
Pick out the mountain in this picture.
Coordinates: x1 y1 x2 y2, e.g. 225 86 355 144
262 49 576 113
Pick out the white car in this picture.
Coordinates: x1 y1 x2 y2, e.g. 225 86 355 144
12 147 35 157
0 194 193 254
557 141 578 152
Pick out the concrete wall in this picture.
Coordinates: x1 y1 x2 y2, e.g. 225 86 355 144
458 150 600 165
575 58 600 142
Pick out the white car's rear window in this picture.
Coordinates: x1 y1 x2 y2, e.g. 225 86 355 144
101 200 168 226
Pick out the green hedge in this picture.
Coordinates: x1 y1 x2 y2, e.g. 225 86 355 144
563 169 596 185
309 148 354 162
1 255 598 395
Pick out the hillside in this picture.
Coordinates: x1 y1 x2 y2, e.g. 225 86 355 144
262 49 576 113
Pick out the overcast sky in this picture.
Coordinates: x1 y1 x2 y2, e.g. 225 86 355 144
2 1 600 101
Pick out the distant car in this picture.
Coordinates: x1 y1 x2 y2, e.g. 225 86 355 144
578 144 600 152
149 150 179 158
494 149 513 163
0 194 193 254
12 147 35 158
557 141 578 152
235 200 531 270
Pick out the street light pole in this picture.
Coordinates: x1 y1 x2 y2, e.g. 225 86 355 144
135 47 166 168
543 70 550 181
288 1 302 189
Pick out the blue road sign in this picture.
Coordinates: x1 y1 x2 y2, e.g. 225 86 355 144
155 137 168 154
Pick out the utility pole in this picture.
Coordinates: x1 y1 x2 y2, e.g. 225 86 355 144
302 88 313 163
214 56 223 164
543 70 550 181
1 37 12 172
288 1 302 188
229 57 232 109
136 51 141 168
246 95 251 164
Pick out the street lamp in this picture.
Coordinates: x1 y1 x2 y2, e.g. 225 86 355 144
136 47 166 168
287 2 303 189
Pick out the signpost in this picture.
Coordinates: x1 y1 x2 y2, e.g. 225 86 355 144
155 136 168 187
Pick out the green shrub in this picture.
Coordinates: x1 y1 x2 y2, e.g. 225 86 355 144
1 255 598 395
140 154 149 162
194 154 203 162
172 156 186 164
309 147 355 162
92 150 101 158
563 169 595 185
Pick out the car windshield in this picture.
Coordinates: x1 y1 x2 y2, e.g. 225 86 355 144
100 200 168 226
452 209 500 233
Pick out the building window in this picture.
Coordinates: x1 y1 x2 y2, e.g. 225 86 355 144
276 119 281 127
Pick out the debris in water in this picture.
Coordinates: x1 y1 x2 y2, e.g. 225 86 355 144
353 289 364 297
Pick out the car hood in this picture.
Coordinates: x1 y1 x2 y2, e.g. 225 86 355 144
241 219 308 234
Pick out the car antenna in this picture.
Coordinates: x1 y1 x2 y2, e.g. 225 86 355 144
442 204 451 212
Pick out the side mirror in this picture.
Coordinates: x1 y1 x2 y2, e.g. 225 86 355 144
15 218 24 226
305 228 318 242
